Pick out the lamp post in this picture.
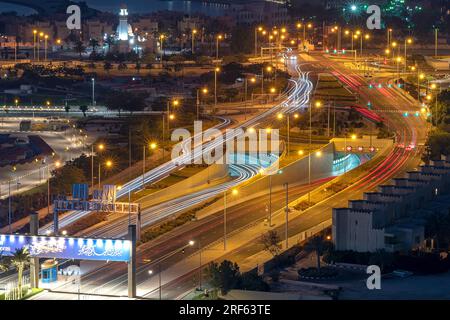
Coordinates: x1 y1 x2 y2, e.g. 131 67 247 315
214 67 220 109
92 143 104 188
159 34 165 66
192 29 197 54
283 182 289 249
418 72 425 102
254 26 263 57
435 28 438 58
223 188 238 250
387 28 392 47
37 32 43 62
308 101 322 202
404 38 412 72
396 56 402 79
98 160 112 190
33 29 37 61
244 77 255 120
91 78 95 107
196 87 208 120
142 142 157 189
47 160 61 217
277 112 290 157
216 34 222 60
44 34 48 62
167 98 179 137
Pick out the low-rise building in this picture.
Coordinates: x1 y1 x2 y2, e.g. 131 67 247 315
332 157 450 252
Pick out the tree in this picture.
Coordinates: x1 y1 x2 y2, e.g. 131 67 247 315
0 255 9 273
304 235 333 271
89 38 99 53
79 105 88 117
206 260 240 295
50 165 87 195
135 61 141 74
11 247 30 294
74 40 86 59
103 61 113 74
259 230 282 257
64 104 71 114
237 270 269 291
118 62 127 70
105 91 147 115
425 212 450 251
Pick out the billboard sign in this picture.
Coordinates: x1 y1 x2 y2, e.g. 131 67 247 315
0 234 131 262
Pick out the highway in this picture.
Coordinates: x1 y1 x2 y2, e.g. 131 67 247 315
31 51 429 300
38 59 314 235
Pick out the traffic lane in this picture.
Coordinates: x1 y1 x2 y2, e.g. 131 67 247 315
42 179 331 296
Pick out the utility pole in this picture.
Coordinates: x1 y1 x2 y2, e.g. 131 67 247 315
223 190 227 250
435 28 438 58
283 182 289 249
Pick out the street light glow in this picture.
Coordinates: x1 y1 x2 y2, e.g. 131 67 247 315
231 189 238 195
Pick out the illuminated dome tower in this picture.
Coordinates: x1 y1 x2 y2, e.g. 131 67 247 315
116 4 135 44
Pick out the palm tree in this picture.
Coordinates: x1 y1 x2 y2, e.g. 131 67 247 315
11 248 30 294
304 235 332 271
74 40 86 59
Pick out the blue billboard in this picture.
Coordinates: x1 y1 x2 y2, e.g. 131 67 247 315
0 234 131 262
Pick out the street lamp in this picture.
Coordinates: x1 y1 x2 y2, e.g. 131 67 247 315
47 160 61 217
223 188 238 250
33 29 37 60
192 29 197 54
98 159 112 189
159 34 165 65
308 101 321 203
91 78 95 107
277 112 291 156
255 26 263 56
214 67 220 109
216 34 223 60
404 38 413 71
196 87 208 120
142 141 157 189
37 32 43 62
91 143 105 188
244 77 255 120
396 56 402 79
44 34 48 61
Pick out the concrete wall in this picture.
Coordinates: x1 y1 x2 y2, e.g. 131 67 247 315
332 136 393 153
197 143 336 219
